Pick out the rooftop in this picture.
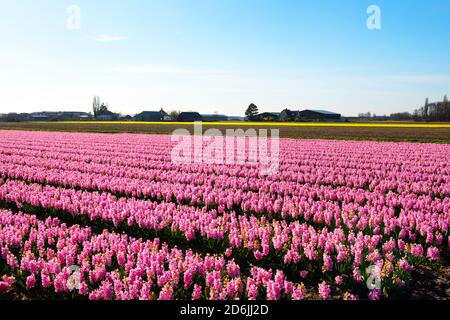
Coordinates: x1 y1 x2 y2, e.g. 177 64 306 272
308 109 340 115
137 111 163 115
180 112 201 115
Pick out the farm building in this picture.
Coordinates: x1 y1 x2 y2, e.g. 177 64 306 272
96 110 117 121
252 109 341 122
119 115 133 121
298 109 341 120
159 108 174 121
2 111 92 122
201 114 229 121
228 116 245 121
29 113 50 121
279 109 302 122
134 111 164 121
178 112 202 122
58 112 91 121
5 113 30 122
38 111 92 121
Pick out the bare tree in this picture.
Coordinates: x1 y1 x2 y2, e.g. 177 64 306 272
443 95 449 121
99 102 109 113
412 95 450 122
92 96 100 117
423 97 429 121
169 110 180 120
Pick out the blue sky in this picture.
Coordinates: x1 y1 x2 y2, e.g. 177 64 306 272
0 0 449 116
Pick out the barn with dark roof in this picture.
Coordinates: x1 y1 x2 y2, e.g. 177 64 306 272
298 109 341 120
134 111 164 121
177 112 202 122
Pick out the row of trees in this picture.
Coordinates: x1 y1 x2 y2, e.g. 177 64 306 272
357 112 388 120
390 96 450 122
413 96 450 122
389 112 413 121
92 96 111 117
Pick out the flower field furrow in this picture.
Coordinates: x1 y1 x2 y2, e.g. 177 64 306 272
0 209 310 300
1 133 449 180
1 136 449 174
0 162 448 224
2 141 448 178
0 178 448 248
0 178 447 296
1 151 449 198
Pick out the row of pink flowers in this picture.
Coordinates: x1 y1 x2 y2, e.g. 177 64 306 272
0 209 319 300
1 135 448 197
0 179 445 293
1 146 449 225
1 152 449 208
0 162 448 249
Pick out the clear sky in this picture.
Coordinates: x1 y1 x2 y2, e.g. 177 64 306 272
0 0 449 116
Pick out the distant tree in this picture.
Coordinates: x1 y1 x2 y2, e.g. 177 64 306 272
99 102 109 113
443 95 450 121
169 110 180 119
390 112 413 121
245 103 259 121
423 97 429 120
412 95 450 122
92 96 101 117
357 112 373 120
92 96 111 117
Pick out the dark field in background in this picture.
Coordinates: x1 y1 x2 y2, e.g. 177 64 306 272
1 121 450 143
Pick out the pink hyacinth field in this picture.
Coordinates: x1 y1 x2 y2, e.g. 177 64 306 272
0 130 449 300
